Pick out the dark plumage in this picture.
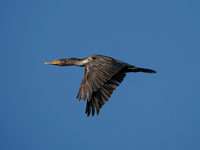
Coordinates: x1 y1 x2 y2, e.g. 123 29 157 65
45 54 156 116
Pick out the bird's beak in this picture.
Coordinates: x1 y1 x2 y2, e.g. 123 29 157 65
45 61 59 65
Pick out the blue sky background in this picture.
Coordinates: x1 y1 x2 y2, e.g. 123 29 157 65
1 1 200 150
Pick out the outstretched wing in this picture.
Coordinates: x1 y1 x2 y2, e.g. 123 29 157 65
76 56 126 116
85 72 126 116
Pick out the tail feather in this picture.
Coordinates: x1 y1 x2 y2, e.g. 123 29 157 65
132 67 156 73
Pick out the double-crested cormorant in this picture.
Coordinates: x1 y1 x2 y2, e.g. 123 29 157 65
45 54 156 116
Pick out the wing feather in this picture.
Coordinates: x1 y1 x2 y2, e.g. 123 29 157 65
76 56 126 116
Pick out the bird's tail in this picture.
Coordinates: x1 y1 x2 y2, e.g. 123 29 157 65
129 67 156 73
137 67 156 73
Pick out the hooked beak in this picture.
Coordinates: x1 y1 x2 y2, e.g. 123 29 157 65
45 61 59 65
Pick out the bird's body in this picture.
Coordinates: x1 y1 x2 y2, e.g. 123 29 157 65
45 54 156 116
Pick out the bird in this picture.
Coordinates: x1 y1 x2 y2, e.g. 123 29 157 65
45 54 156 116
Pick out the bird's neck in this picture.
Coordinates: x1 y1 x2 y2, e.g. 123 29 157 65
65 57 92 66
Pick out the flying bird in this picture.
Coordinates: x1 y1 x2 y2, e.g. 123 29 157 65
45 54 156 116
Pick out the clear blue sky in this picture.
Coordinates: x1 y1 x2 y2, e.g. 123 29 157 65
1 1 200 150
